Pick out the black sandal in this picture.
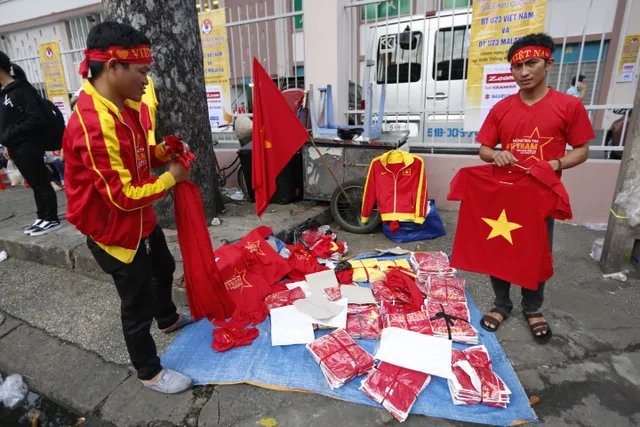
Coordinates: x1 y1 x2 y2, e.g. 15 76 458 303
523 311 553 344
480 308 510 333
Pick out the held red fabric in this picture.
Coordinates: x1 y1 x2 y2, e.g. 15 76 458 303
165 136 235 322
251 57 310 217
235 226 291 285
448 164 572 290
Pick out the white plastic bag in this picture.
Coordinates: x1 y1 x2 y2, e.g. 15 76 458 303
0 374 28 408
615 183 640 227
6 160 23 186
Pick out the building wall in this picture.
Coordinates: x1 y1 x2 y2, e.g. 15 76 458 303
0 0 101 31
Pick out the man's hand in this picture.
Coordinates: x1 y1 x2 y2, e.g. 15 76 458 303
548 159 562 172
168 160 190 183
492 150 517 167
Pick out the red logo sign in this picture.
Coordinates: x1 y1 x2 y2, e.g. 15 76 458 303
486 73 515 84
45 47 53 59
207 91 221 99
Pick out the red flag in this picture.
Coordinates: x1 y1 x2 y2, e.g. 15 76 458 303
251 57 309 216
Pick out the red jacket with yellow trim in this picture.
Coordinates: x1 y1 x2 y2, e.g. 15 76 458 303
361 151 428 224
63 81 173 264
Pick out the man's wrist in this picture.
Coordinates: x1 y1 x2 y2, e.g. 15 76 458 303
550 159 562 171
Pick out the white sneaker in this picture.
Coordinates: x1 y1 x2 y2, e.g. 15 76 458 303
29 220 62 236
24 219 44 235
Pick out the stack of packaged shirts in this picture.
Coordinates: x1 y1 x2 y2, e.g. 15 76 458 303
360 362 431 422
410 252 456 282
449 346 511 407
424 275 466 302
383 311 433 335
371 280 412 308
307 329 375 389
263 287 306 312
426 300 478 344
346 304 382 339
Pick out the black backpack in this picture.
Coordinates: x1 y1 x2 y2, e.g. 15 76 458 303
37 97 65 151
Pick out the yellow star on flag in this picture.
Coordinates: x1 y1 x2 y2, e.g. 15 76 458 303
481 209 523 244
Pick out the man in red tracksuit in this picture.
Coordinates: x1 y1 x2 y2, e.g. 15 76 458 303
476 33 594 344
64 22 194 393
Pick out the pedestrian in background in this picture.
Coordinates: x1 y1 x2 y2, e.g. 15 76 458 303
0 51 61 236
566 74 586 100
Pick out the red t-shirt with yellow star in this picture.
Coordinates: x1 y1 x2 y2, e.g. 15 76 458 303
448 164 572 290
477 88 595 171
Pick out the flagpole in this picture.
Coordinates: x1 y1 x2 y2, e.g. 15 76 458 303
307 137 351 203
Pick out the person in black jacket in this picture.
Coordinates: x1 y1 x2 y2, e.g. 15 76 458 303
0 51 60 236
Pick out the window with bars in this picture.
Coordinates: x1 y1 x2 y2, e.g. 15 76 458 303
433 26 469 81
376 29 423 84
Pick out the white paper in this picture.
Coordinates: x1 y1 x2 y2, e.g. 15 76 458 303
294 293 344 319
340 285 376 304
375 327 453 379
300 298 348 329
270 306 315 346
305 270 339 293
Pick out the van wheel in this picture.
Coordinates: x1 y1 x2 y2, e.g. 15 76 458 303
330 179 382 234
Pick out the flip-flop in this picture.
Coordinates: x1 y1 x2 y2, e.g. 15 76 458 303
161 313 194 334
480 307 510 333
523 311 553 344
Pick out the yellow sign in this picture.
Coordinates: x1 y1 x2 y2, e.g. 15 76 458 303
38 41 71 123
618 34 640 83
464 0 547 131
198 9 233 130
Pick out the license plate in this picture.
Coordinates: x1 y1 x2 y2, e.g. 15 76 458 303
383 122 419 136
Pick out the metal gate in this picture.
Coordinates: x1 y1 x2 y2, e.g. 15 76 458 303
345 0 636 158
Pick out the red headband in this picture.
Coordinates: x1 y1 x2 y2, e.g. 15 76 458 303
510 46 552 65
78 45 153 78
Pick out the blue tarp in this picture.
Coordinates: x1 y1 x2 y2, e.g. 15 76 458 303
161 256 537 426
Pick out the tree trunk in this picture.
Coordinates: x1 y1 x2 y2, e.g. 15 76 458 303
103 0 223 228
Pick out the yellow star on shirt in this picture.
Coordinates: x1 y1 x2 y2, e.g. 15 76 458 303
481 209 523 244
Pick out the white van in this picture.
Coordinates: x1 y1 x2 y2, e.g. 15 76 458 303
362 8 475 149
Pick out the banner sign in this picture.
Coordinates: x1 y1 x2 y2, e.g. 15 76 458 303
618 34 640 83
199 9 233 130
465 0 547 131
38 41 71 124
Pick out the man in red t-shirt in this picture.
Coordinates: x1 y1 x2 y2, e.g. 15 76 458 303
475 33 595 343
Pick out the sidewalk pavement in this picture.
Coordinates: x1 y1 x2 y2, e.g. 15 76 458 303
0 186 330 284
1 187 640 426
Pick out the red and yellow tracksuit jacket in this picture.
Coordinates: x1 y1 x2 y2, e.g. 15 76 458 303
361 151 428 224
63 80 173 264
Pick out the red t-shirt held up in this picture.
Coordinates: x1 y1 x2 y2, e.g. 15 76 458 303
447 164 572 290
476 88 595 171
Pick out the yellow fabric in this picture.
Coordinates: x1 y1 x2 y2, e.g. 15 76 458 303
141 76 159 145
352 267 385 283
377 259 411 271
378 150 415 168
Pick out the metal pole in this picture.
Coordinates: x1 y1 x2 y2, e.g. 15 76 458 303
600 80 640 277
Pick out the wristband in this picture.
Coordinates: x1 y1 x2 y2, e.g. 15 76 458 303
552 158 563 171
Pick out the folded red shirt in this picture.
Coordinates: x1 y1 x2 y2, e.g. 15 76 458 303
360 362 431 422
383 311 433 335
307 329 375 389
346 305 382 339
